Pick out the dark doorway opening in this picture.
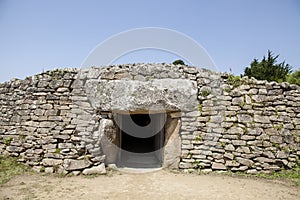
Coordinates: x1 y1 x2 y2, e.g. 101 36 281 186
117 113 165 168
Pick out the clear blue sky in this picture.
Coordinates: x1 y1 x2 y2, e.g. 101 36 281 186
0 0 299 82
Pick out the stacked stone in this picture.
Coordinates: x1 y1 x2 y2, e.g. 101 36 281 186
179 68 227 172
0 63 299 174
0 69 85 173
180 73 300 173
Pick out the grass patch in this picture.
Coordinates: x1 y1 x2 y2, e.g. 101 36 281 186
227 74 242 88
234 168 300 187
200 90 211 97
0 155 31 185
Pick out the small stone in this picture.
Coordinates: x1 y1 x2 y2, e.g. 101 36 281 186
225 161 240 167
72 171 81 176
270 136 282 144
232 166 248 171
107 164 118 171
232 140 246 146
82 163 106 175
254 115 270 123
179 162 193 169
185 111 200 117
255 157 275 163
212 162 226 170
276 151 288 159
225 144 235 151
236 157 253 166
63 159 92 171
232 97 244 105
246 169 258 174
201 169 212 173
45 167 54 173
224 152 234 160
226 126 244 134
42 158 63 166
210 116 224 123
32 166 43 173
237 114 252 123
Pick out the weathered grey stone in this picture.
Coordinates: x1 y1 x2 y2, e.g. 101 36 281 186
58 143 74 149
63 159 92 171
42 158 63 166
87 79 198 111
225 161 240 167
82 163 106 175
237 114 253 123
236 146 250 154
45 167 54 173
270 136 282 144
164 118 181 169
224 152 234 160
276 151 288 158
98 119 118 164
232 97 244 105
72 171 81 176
224 144 235 151
210 116 224 123
232 140 246 146
254 115 270 123
212 162 226 170
185 111 201 117
252 94 266 102
6 146 23 153
226 126 244 134
255 157 275 163
246 169 258 174
241 135 255 140
248 128 263 136
236 157 253 166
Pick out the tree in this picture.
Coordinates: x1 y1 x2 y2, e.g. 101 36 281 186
173 59 185 65
286 69 300 85
243 50 292 82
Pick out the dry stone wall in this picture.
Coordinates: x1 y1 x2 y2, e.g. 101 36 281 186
0 63 299 174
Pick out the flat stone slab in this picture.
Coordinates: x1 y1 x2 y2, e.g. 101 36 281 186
84 79 198 112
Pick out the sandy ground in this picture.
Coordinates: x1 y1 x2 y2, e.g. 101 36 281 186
0 170 299 200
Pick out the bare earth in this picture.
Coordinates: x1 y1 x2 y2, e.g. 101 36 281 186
0 170 299 200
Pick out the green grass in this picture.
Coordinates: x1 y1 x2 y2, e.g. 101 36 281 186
234 168 300 187
0 155 31 185
195 167 300 187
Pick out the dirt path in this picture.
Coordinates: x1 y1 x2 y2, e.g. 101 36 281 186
0 170 299 200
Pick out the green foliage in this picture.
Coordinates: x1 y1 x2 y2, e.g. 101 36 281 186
194 135 203 142
220 141 227 147
200 90 211 97
55 148 61 154
40 166 45 172
192 160 204 169
4 137 13 145
0 156 31 184
224 87 232 93
172 59 185 65
243 50 292 82
274 123 283 131
235 168 300 187
46 69 66 77
227 74 242 88
286 69 300 85
198 104 203 112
